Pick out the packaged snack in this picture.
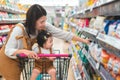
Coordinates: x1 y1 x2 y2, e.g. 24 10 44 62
107 54 116 71
113 58 120 75
100 50 110 67
93 16 106 30
115 22 120 39
116 75 120 80
89 18 96 28
104 20 115 34
108 22 117 37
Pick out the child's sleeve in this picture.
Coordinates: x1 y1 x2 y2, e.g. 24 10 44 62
32 43 39 53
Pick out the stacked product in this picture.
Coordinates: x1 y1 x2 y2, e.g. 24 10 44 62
0 11 26 21
0 24 14 49
88 42 120 80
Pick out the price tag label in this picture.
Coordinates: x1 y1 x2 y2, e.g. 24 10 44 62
83 10 85 14
96 62 100 70
90 6 94 12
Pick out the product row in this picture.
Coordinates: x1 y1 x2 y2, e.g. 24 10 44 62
0 24 14 48
79 0 114 11
66 16 120 40
0 11 26 21
0 0 30 13
69 38 120 80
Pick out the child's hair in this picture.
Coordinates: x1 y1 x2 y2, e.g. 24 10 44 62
37 30 52 47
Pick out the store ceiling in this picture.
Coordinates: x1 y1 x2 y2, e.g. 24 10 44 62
18 0 79 6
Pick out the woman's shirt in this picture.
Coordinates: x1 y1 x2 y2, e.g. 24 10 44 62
5 22 74 59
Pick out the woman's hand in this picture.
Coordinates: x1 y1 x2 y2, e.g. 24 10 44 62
72 35 92 44
83 39 92 44
24 50 39 59
13 49 39 59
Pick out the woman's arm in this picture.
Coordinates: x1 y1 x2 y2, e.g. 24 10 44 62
13 49 38 59
72 35 90 44
46 22 89 44
5 25 37 59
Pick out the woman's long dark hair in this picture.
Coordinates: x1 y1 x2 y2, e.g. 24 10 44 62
25 4 47 35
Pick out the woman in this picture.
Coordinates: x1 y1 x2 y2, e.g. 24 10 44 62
0 4 90 80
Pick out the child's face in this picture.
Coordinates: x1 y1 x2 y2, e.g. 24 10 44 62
43 37 53 49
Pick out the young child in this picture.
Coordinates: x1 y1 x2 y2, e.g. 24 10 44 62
31 30 56 80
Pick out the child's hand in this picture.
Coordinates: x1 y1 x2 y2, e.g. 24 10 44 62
48 57 55 61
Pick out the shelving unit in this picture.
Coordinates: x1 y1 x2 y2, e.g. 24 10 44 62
82 48 115 80
67 1 120 79
97 33 120 57
70 26 120 58
69 0 119 18
0 29 10 36
0 2 26 50
72 44 91 80
0 5 26 14
68 46 82 80
82 28 99 42
0 19 25 24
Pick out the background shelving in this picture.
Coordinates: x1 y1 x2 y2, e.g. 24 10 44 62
69 0 120 18
0 5 26 14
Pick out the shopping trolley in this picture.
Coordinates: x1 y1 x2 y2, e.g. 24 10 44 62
17 53 72 80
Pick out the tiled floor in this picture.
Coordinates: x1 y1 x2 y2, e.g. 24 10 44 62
1 38 75 80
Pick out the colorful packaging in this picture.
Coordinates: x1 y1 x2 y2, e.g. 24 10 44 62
104 20 115 34
116 75 120 80
113 58 120 75
100 50 110 67
93 16 105 30
107 54 116 71
115 22 120 39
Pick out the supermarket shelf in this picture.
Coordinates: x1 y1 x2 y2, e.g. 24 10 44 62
82 48 115 80
82 28 99 42
67 21 99 41
70 55 82 80
67 22 83 34
0 5 26 14
70 41 115 80
0 19 25 24
72 64 82 80
72 44 90 80
68 21 120 57
67 22 78 28
82 48 97 70
78 42 83 49
68 47 82 80
82 66 90 80
0 29 10 36
69 0 119 18
100 66 115 80
97 33 120 57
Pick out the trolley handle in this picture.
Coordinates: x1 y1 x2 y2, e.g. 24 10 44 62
16 53 72 58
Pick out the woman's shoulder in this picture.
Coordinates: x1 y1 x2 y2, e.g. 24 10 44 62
12 23 26 34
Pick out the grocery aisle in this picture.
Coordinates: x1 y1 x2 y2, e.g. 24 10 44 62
1 0 120 80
